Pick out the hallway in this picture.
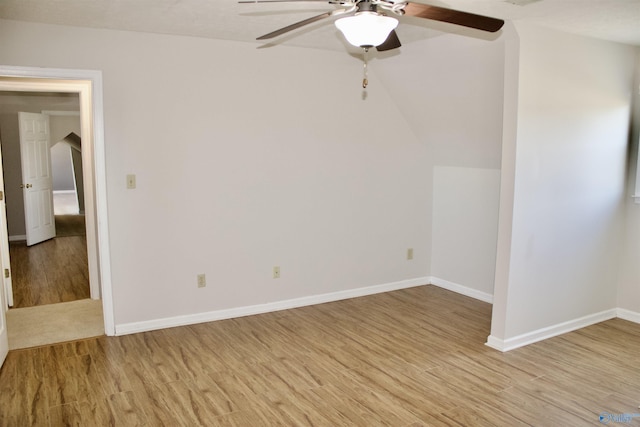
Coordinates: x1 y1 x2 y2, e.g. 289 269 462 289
9 231 89 308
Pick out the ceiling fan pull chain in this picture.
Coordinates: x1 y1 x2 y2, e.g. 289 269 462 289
362 47 369 88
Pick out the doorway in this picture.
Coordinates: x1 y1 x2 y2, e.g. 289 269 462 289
1 96 91 311
0 67 114 350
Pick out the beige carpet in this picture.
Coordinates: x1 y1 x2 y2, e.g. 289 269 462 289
7 299 104 350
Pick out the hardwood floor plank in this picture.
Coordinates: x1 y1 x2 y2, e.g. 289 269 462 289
43 351 98 407
330 369 428 425
433 399 532 427
161 379 234 425
9 235 89 309
300 383 395 426
49 398 121 427
129 376 190 426
258 392 337 426
106 391 148 426
342 365 459 419
9 242 47 307
0 350 50 427
87 353 133 396
185 375 238 416
212 408 288 426
205 370 265 411
499 382 595 426
1 285 639 426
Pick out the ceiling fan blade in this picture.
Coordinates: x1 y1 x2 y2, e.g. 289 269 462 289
376 29 401 51
257 12 332 39
256 8 349 40
239 0 330 3
403 3 504 32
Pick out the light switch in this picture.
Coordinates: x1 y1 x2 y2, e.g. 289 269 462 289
126 174 136 189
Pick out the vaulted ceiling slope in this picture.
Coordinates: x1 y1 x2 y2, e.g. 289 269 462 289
1 0 639 50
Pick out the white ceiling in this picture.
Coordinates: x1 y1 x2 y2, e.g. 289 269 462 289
1 0 639 51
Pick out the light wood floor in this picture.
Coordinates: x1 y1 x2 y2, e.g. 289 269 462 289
9 234 89 308
1 286 639 426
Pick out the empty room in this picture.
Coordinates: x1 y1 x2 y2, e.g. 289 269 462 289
0 0 639 425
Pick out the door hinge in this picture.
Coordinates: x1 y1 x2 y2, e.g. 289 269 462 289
4 269 9 278
0 190 3 201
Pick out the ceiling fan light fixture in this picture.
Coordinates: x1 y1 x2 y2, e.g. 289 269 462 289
335 12 398 48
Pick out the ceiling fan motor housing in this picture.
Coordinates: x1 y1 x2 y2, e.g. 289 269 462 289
357 0 377 13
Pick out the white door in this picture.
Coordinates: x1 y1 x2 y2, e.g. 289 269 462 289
19 112 56 246
0 138 10 369
0 172 8 366
0 142 13 307
0 263 7 367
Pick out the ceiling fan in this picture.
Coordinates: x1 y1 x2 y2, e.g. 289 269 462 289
240 0 504 50
240 0 504 87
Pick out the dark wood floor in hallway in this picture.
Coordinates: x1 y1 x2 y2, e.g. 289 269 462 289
1 285 639 426
9 234 89 308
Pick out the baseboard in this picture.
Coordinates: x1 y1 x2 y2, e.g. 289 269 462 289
115 276 430 336
9 234 26 242
485 335 505 351
428 276 493 303
617 308 640 324
485 308 617 352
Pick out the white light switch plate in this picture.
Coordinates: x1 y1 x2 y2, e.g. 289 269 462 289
126 174 136 189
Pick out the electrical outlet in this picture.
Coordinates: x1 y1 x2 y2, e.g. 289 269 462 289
273 266 280 279
407 248 414 260
126 174 136 189
197 273 206 288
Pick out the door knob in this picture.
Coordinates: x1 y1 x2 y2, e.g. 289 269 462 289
21 184 32 189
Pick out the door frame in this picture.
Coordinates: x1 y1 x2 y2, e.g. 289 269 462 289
0 66 114 336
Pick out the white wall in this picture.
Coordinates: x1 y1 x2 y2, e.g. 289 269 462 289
490 23 638 348
51 143 75 191
431 166 500 300
374 31 509 297
374 32 505 171
50 115 81 192
0 19 439 328
617 52 640 320
49 114 81 147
